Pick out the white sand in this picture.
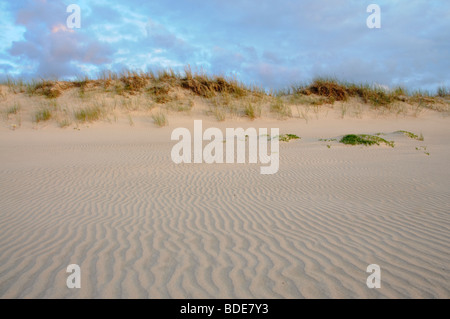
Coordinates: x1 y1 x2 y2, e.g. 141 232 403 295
0 113 449 298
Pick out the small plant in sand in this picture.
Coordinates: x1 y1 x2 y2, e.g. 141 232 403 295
244 102 261 120
167 100 194 112
397 130 424 141
340 134 394 147
128 114 134 126
33 108 52 123
209 106 226 121
275 134 300 142
74 105 103 123
6 103 21 117
415 146 430 155
152 111 168 127
319 138 337 142
58 119 71 128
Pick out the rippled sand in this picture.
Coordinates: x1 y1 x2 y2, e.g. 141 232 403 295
1 115 449 298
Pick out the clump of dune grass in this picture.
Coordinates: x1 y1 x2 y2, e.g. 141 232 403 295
147 84 172 103
147 68 180 86
290 79 410 109
6 103 21 116
127 114 134 126
244 102 261 120
209 106 226 121
397 130 424 141
151 111 168 127
436 86 449 98
270 98 292 118
58 119 71 128
33 108 52 123
28 80 62 98
347 84 397 107
181 67 248 98
167 100 194 112
290 94 330 106
121 71 148 94
276 134 300 142
1 77 27 94
301 78 347 102
74 105 103 123
340 134 394 147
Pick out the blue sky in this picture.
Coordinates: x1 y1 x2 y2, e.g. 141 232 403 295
1 0 449 91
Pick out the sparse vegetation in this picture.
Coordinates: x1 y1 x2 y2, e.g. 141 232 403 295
33 108 52 123
74 105 103 123
127 114 134 126
1 67 449 128
276 134 300 142
397 130 424 141
6 103 21 116
151 111 168 127
319 138 337 142
415 146 430 156
270 98 292 118
244 102 261 120
210 106 226 121
168 100 194 112
58 119 71 128
436 86 449 98
340 134 394 147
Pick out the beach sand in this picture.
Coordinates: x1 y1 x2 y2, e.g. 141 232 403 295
0 112 449 298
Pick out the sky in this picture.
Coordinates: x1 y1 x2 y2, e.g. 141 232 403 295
0 0 449 91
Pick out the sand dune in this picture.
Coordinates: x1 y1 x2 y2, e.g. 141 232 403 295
0 115 449 298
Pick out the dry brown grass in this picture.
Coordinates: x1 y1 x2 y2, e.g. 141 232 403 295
301 79 348 102
147 84 172 103
1 68 448 128
180 67 248 98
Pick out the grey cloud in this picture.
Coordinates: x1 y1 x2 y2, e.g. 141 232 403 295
8 0 114 78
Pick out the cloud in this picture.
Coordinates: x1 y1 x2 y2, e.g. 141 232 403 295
1 0 448 90
7 0 113 78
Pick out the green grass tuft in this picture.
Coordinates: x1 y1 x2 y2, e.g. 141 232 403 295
276 134 301 142
340 134 394 147
397 130 424 141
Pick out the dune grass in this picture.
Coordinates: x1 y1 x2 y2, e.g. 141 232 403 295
340 134 395 147
6 103 21 116
277 134 301 142
33 108 52 123
151 111 168 127
244 102 261 120
74 105 103 123
1 67 448 128
270 98 292 118
396 130 424 141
